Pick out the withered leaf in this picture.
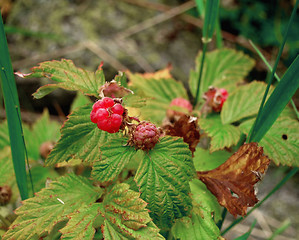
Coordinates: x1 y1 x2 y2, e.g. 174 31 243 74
163 115 200 154
197 142 270 217
99 80 133 98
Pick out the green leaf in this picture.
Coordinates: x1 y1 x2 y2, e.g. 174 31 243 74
92 137 136 182
189 48 255 98
60 203 102 240
24 110 61 161
221 81 273 124
171 202 221 240
202 0 220 43
3 173 102 240
240 117 299 166
26 59 105 99
193 147 231 171
0 147 16 188
199 114 241 152
128 74 188 125
70 92 91 112
101 183 164 240
190 179 222 222
46 104 113 166
134 137 195 229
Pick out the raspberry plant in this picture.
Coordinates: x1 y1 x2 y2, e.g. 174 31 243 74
1 46 298 239
1 2 299 239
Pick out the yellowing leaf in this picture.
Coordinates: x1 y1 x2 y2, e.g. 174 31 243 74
197 143 270 217
24 59 105 99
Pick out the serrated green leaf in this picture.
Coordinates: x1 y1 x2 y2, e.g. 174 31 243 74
46 104 113 166
60 203 102 240
0 147 16 189
193 148 231 171
240 117 299 166
101 183 164 240
24 110 61 161
0 121 10 149
221 81 273 124
199 114 241 152
27 59 105 99
134 137 195 229
3 173 102 240
190 179 222 223
92 137 136 182
70 92 92 112
171 202 221 240
189 48 255 98
128 74 188 125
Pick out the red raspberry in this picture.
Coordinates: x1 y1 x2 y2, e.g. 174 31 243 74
90 97 124 133
167 97 193 118
131 122 160 150
202 87 228 112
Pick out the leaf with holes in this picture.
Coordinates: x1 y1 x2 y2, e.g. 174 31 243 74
189 48 255 98
2 174 102 240
127 71 188 125
171 202 222 240
19 59 105 99
46 104 114 166
221 81 273 124
199 114 241 152
197 143 270 217
240 117 299 166
92 137 136 182
101 183 164 239
134 137 195 229
60 203 102 240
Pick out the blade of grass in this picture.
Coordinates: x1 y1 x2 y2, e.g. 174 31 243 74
250 55 299 143
249 40 299 119
267 219 291 240
248 0 299 142
194 0 220 106
233 219 257 240
0 14 29 200
221 167 299 236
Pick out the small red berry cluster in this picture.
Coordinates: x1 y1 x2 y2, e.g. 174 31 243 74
130 122 160 151
166 97 193 118
90 97 124 133
203 87 228 112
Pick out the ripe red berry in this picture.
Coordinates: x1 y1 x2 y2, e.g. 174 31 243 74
167 97 193 118
131 122 160 150
90 97 124 133
202 87 228 113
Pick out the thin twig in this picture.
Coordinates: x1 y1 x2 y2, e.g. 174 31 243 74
116 1 196 39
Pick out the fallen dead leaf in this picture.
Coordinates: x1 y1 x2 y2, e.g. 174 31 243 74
197 142 270 217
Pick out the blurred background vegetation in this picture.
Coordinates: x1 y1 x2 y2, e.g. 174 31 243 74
0 1 299 239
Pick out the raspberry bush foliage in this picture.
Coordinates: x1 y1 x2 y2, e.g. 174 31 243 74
1 47 299 240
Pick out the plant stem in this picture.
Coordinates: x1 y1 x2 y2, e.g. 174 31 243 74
194 42 207 107
221 167 299 236
216 207 227 230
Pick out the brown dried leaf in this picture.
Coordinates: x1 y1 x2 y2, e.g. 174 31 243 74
197 143 270 217
99 80 133 98
163 115 200 154
132 65 173 80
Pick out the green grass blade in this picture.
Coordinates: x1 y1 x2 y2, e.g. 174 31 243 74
250 55 299 143
248 0 299 142
249 40 299 119
0 14 28 200
267 219 291 240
